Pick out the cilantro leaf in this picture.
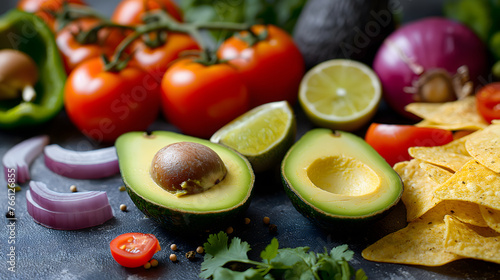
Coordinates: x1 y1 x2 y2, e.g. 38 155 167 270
199 231 252 279
200 232 367 280
260 238 279 263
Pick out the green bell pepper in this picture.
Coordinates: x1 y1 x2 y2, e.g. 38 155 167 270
0 10 66 129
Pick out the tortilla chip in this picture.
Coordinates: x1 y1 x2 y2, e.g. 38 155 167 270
444 215 500 264
421 200 487 228
362 218 462 266
409 147 471 172
405 102 443 119
479 206 500 233
394 160 441 222
419 161 453 184
407 97 488 131
434 160 500 210
465 132 500 173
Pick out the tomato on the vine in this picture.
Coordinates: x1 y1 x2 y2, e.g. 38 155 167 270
64 57 161 143
17 0 87 31
56 18 125 74
476 82 500 123
129 32 199 82
111 0 183 26
365 123 454 166
217 24 304 108
161 58 249 138
110 233 161 268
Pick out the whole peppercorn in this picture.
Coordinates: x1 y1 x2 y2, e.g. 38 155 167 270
186 251 196 261
269 224 278 234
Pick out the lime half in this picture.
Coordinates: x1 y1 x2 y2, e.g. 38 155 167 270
299 59 382 131
210 101 296 172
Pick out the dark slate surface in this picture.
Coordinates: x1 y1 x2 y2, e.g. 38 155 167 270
1 0 500 279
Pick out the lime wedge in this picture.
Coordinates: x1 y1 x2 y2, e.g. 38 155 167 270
210 101 296 172
299 59 382 131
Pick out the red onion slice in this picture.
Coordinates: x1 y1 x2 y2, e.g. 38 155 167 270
29 181 110 212
44 145 119 179
2 135 49 183
26 181 114 230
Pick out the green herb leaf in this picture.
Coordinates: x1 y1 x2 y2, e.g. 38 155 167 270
200 232 367 280
260 238 279 263
199 231 252 279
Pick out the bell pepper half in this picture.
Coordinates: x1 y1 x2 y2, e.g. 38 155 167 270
0 10 66 129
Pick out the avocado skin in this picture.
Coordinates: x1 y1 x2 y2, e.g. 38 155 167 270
126 186 253 234
293 0 395 70
116 131 255 234
280 129 403 230
281 174 401 230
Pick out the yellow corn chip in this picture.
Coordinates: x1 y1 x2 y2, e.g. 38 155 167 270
465 132 500 172
405 102 443 119
409 147 471 172
406 97 488 131
362 219 462 266
435 160 500 210
419 161 453 184
394 160 440 222
444 215 500 264
479 206 500 233
421 200 487 228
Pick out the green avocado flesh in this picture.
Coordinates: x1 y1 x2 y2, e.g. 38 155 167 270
281 128 403 227
115 131 255 232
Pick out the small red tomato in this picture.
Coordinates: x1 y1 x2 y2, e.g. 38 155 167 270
18 0 87 31
111 0 183 26
64 57 161 143
161 58 249 138
365 123 454 166
218 24 304 108
476 82 500 123
110 233 161 268
129 32 199 82
56 18 125 74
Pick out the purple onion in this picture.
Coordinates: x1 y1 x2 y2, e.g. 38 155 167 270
373 17 487 118
3 135 49 183
44 145 119 179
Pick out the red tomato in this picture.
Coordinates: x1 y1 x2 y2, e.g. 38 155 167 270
217 24 304 108
64 57 161 143
56 18 125 74
161 58 249 138
17 0 87 31
476 82 500 123
111 0 183 26
129 32 199 82
365 123 454 166
110 233 161 268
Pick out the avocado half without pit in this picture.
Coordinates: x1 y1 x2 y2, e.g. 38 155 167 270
115 131 255 233
281 128 403 229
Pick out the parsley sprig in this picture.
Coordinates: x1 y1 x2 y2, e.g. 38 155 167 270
199 231 368 280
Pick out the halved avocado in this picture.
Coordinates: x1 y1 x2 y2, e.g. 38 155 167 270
115 131 255 233
281 128 403 228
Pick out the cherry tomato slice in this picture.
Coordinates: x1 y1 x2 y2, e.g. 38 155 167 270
476 82 500 123
110 233 161 268
365 123 454 166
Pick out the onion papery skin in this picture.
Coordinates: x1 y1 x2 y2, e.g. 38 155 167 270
44 145 119 179
373 17 487 118
26 181 114 230
2 135 49 183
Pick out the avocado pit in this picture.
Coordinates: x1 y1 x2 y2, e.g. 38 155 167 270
150 142 227 196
